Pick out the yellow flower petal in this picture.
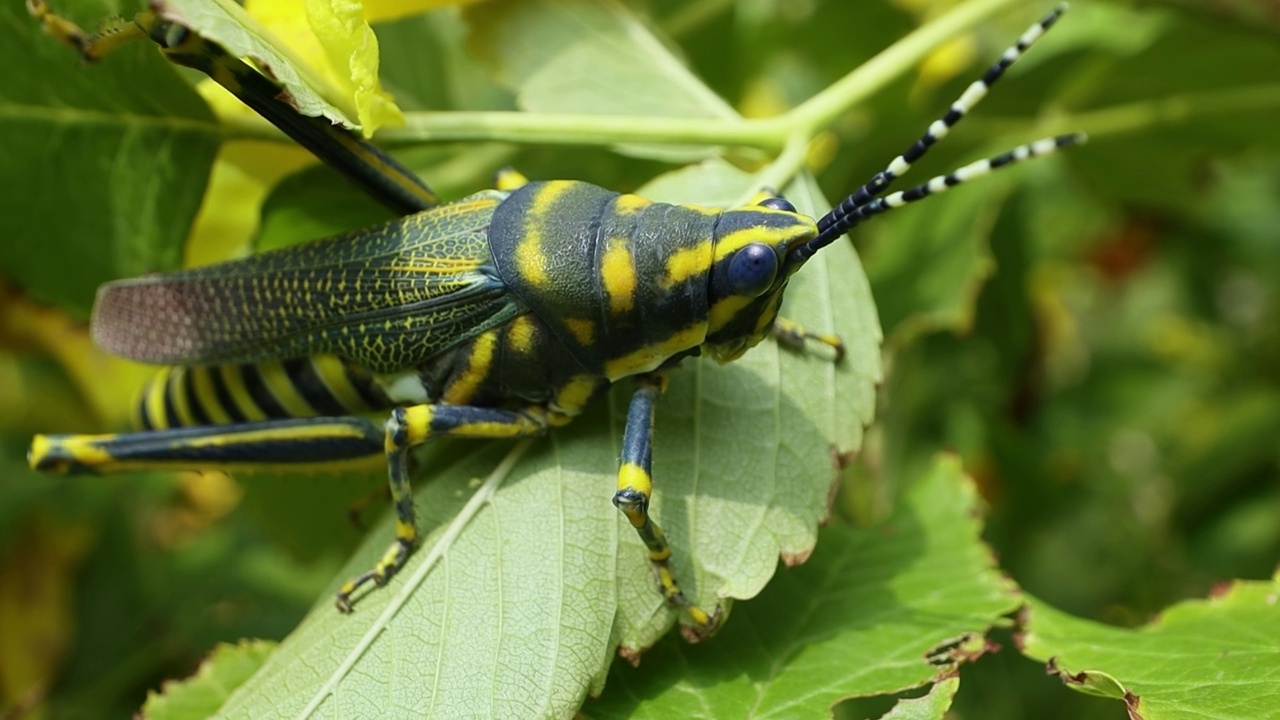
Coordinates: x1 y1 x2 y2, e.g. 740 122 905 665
305 0 404 136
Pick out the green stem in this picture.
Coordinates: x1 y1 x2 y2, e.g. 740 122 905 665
964 85 1280 144
785 0 1022 136
736 132 812 207
380 111 784 150
1065 85 1280 139
381 0 1024 151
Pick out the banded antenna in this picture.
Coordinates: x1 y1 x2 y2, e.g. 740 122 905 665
793 3 1082 262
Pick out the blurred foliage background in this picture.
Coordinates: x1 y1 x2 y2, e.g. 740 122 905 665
2 0 1278 717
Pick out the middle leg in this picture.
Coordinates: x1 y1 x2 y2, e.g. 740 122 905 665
335 403 550 611
613 373 723 639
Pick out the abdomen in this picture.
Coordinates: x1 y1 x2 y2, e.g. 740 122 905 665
133 355 392 430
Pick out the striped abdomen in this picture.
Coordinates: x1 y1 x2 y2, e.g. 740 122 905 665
133 355 392 431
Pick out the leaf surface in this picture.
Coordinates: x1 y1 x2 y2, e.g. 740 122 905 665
142 641 277 720
1020 581 1280 720
1 0 219 315
589 456 1017 718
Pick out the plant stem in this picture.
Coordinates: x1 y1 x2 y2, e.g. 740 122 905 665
380 0 1024 151
736 132 812 206
785 0 1022 137
1064 85 1280 139
381 111 782 149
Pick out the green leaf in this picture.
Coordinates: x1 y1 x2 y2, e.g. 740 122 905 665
861 165 1011 346
214 158 879 720
376 9 515 112
465 0 734 120
253 143 518 252
142 640 277 720
207 6 893 704
0 0 220 315
878 677 961 720
184 12 881 714
160 0 360 127
589 455 1018 718
1020 580 1280 719
253 166 397 253
464 0 737 160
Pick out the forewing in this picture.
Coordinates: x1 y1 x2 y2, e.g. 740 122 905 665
92 192 519 374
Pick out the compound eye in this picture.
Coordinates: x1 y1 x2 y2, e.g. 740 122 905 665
757 197 796 213
728 243 778 297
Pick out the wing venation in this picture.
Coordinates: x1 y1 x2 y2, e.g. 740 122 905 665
92 193 520 373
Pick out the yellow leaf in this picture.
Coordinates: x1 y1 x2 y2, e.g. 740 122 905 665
245 0 403 136
245 0 333 81
305 0 403 136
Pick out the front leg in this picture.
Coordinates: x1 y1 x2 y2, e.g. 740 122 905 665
613 373 723 640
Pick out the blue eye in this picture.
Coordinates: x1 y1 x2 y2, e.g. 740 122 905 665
728 243 778 297
757 197 796 213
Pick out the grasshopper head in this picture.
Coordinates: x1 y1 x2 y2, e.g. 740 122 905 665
702 198 817 363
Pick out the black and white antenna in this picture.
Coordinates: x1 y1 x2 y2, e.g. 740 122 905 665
792 3 1083 262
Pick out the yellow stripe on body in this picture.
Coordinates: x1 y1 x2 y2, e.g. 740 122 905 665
604 323 707 380
219 365 269 421
712 222 811 263
612 194 651 215
553 375 599 415
753 293 785 335
441 331 498 405
514 181 575 289
258 361 318 417
75 456 382 475
310 355 371 412
564 318 596 346
599 237 636 314
145 367 172 429
660 241 713 289
189 366 233 424
506 315 536 354
166 367 198 427
514 233 549 286
707 296 753 335
397 404 543 446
